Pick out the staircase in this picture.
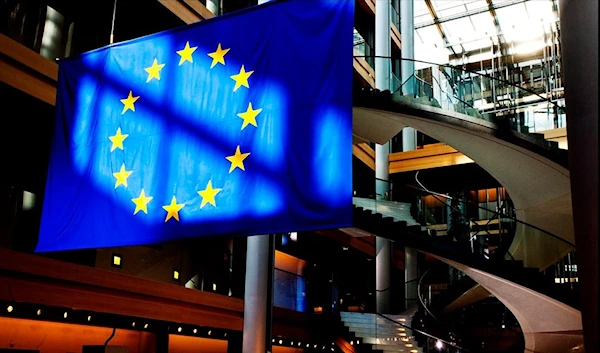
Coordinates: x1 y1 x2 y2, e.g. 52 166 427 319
352 198 422 228
352 198 579 309
340 311 422 353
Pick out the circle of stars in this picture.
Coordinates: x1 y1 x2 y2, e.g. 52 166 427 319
108 41 262 223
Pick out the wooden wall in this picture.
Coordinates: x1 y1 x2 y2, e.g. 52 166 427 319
0 317 156 353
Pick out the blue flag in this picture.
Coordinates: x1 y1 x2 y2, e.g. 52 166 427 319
36 0 354 252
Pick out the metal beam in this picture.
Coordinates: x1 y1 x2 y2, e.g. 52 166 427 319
486 0 509 55
416 0 526 29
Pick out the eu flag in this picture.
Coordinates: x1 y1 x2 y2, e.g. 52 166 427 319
36 0 354 251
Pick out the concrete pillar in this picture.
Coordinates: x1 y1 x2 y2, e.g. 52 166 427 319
374 0 392 315
405 247 418 309
400 0 415 94
376 236 391 314
400 0 417 151
375 0 391 91
375 143 389 200
242 235 272 353
206 0 219 15
558 1 598 352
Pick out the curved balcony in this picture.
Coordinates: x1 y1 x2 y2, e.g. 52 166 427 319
352 58 571 271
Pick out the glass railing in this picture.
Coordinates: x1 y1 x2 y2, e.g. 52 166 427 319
390 72 401 93
354 57 567 139
274 268 307 312
353 29 375 70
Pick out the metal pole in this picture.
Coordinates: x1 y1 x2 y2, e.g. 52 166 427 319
109 0 118 44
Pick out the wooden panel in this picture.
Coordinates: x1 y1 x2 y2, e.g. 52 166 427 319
182 0 215 19
0 249 243 312
389 152 473 173
352 143 375 170
357 0 375 15
274 250 306 276
0 317 156 353
353 57 375 88
391 23 401 51
0 249 309 336
169 335 227 353
389 144 473 174
0 274 244 330
0 58 56 106
158 0 203 24
0 34 57 105
389 144 458 161
0 34 58 80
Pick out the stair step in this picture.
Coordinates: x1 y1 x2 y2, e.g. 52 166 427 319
372 344 422 353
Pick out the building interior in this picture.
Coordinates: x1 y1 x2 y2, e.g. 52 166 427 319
0 0 597 353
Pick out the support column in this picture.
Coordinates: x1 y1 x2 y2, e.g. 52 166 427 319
374 0 392 315
558 1 598 352
400 0 417 151
242 234 274 353
400 0 419 313
404 247 418 309
376 237 391 314
206 0 219 15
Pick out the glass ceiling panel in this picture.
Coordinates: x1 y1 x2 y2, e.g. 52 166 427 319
524 1 557 23
462 38 493 52
432 0 468 18
414 0 433 26
415 25 445 48
495 2 543 43
442 16 477 46
464 0 489 12
414 0 558 62
469 12 497 38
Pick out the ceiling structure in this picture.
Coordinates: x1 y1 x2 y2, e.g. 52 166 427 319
413 0 560 65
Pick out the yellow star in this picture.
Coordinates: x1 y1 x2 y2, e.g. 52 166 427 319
120 91 139 114
237 102 262 130
144 58 165 83
108 127 129 152
162 196 185 222
230 65 254 91
113 163 132 189
131 189 153 215
225 145 251 173
176 41 197 65
207 43 230 69
198 180 222 208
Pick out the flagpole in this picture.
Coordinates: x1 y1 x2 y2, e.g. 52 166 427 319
109 0 118 44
